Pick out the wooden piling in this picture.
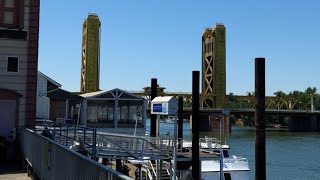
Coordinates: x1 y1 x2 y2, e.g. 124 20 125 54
192 71 200 180
178 96 183 149
150 78 157 137
255 58 266 180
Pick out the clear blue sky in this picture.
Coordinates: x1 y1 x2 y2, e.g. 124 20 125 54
38 1 320 96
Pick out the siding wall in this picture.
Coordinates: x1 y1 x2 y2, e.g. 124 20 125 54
0 0 31 126
37 74 47 96
36 74 49 119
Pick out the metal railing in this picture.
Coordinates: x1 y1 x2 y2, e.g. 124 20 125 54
223 157 248 164
23 128 133 180
34 125 97 158
96 132 172 160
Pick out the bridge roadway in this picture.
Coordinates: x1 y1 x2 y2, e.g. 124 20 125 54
147 108 320 116
182 108 320 116
128 90 311 111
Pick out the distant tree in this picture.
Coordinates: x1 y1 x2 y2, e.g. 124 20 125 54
273 91 286 97
246 92 255 97
228 92 236 102
305 87 317 95
226 92 238 108
290 90 303 98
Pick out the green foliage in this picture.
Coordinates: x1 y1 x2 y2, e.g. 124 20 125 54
273 86 318 110
274 91 286 97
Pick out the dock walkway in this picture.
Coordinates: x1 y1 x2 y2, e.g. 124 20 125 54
0 164 29 180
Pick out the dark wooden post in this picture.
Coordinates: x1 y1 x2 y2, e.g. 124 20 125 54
150 78 157 137
192 71 200 180
178 96 183 149
116 159 122 172
255 58 266 180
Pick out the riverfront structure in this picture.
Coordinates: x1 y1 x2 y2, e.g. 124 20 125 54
80 14 101 93
0 0 40 162
202 24 226 108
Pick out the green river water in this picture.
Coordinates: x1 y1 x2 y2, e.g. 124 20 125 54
146 119 320 180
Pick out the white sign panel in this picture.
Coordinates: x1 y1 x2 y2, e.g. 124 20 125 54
151 103 168 115
151 96 178 115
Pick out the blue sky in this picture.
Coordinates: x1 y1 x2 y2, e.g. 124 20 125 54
38 1 320 96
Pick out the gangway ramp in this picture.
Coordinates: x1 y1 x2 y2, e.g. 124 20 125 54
96 132 172 160
35 125 173 161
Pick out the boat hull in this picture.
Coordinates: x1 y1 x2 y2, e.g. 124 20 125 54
202 171 250 180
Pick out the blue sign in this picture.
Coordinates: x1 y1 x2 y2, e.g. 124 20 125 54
153 104 162 112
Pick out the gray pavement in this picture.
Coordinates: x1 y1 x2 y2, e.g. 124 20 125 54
0 163 30 180
0 172 30 180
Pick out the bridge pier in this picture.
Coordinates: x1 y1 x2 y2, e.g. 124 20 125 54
190 113 231 133
288 114 320 132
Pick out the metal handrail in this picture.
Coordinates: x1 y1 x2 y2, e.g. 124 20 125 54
23 128 132 180
148 160 157 179
98 135 139 159
223 157 248 163
96 133 171 160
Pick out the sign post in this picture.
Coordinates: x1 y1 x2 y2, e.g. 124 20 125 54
151 96 178 180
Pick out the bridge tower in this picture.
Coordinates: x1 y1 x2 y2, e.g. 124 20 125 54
80 14 101 93
202 24 226 108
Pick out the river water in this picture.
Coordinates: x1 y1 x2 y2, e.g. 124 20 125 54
145 119 320 180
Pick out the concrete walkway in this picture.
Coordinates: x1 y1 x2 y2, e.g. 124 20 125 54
0 164 30 180
0 171 30 180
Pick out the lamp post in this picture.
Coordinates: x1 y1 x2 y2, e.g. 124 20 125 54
134 111 141 136
310 94 314 112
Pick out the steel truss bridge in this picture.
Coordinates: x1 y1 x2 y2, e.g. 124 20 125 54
127 91 312 111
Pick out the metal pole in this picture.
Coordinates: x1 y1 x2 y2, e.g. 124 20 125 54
156 160 160 180
160 160 163 180
66 125 69 146
170 162 173 180
255 58 266 180
156 115 160 137
93 129 97 158
139 164 142 180
151 78 157 137
192 71 200 180
178 97 183 149
173 114 177 180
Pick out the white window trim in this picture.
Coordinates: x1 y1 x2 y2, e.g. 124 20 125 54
6 56 19 73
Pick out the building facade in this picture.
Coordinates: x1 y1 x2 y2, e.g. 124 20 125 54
202 24 226 108
80 88 147 136
0 0 40 161
36 71 61 120
80 14 101 93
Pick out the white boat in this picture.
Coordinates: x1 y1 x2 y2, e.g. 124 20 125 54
200 154 250 180
182 137 230 150
160 116 188 123
181 137 250 180
164 116 176 123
